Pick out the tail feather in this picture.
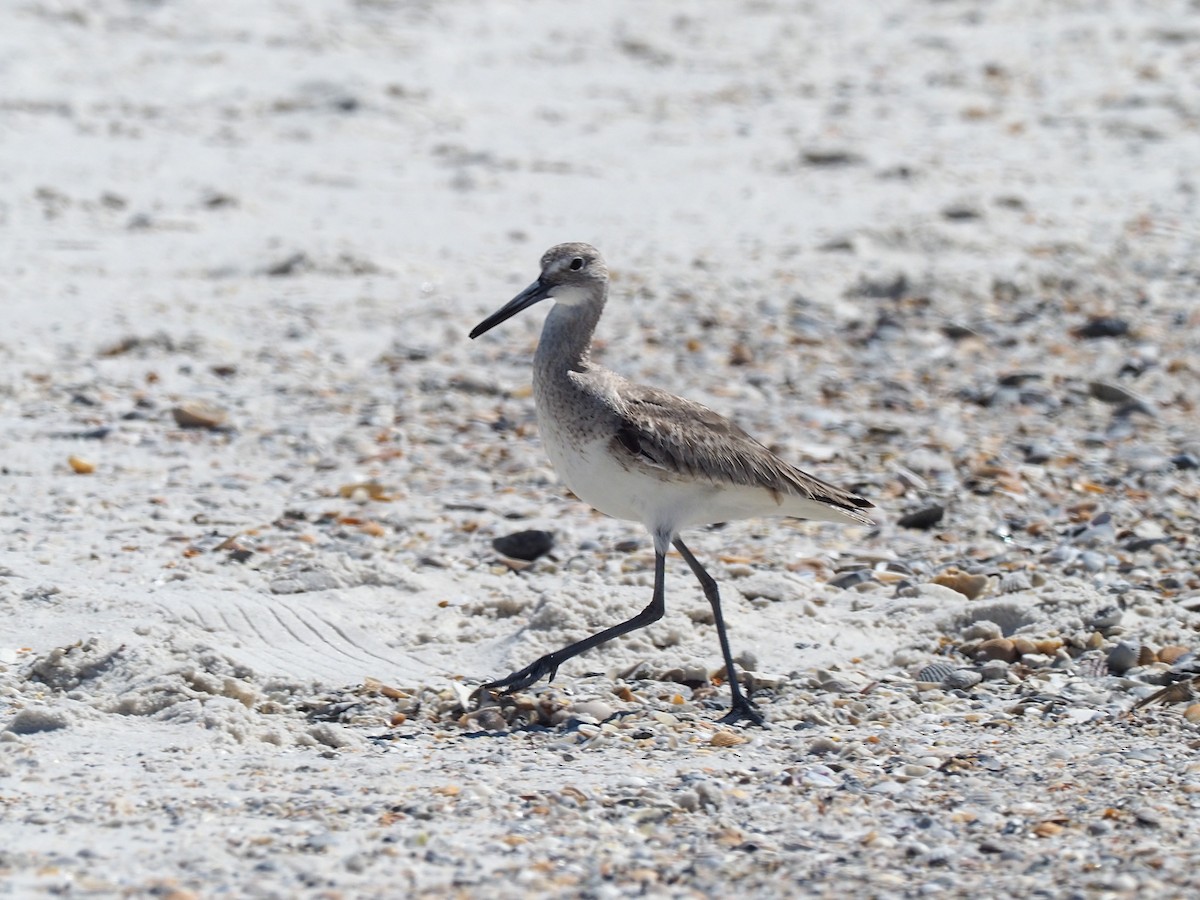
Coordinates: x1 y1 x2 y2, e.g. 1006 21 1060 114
781 493 877 527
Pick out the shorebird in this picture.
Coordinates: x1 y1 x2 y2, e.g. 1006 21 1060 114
469 243 874 725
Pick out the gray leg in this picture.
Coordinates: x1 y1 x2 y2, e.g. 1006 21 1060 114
482 550 666 695
672 538 765 727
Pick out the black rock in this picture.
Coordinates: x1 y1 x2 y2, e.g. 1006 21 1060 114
492 530 554 562
942 204 982 221
1172 452 1200 470
896 505 945 530
997 371 1042 387
1073 316 1130 339
800 149 863 167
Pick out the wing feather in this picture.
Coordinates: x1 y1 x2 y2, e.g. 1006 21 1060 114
604 380 874 524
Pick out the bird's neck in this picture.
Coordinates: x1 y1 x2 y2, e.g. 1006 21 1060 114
534 295 605 377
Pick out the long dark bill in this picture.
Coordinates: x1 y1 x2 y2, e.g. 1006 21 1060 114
468 279 552 339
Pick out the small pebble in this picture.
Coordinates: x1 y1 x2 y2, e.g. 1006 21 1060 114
1088 381 1140 405
1172 452 1200 470
171 401 229 429
979 659 1010 681
1107 640 1141 673
976 638 1018 663
67 455 96 474
932 570 989 600
1073 316 1129 339
1158 645 1190 665
896 505 945 530
1012 637 1037 657
1087 606 1123 632
491 530 554 562
570 699 614 721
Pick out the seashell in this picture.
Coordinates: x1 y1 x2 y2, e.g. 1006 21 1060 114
915 662 957 684
570 699 614 721
380 684 410 699
1158 645 1191 665
932 569 989 600
448 680 476 709
1033 821 1064 838
710 730 745 747
943 669 983 690
67 455 95 474
976 638 1018 663
1012 637 1037 657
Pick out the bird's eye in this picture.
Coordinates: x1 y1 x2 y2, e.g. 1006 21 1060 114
569 257 585 271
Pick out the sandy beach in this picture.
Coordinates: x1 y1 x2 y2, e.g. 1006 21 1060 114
4 1 1200 896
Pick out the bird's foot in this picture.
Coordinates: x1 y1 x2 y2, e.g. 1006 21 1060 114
474 655 560 706
720 693 767 728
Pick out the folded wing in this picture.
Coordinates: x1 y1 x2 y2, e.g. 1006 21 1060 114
604 380 875 525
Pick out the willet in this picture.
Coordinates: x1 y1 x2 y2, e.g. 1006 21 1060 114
469 243 874 725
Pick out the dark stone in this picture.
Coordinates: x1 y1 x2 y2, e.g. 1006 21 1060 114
1121 536 1169 553
800 149 863 167
1073 316 1130 339
265 252 309 277
997 372 1042 387
942 204 982 221
941 322 979 340
896 505 945 530
828 570 873 590
1172 452 1200 470
848 273 909 300
1022 442 1053 464
492 530 554 562
1088 380 1139 405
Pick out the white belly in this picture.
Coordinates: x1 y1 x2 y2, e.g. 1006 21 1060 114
539 424 787 538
